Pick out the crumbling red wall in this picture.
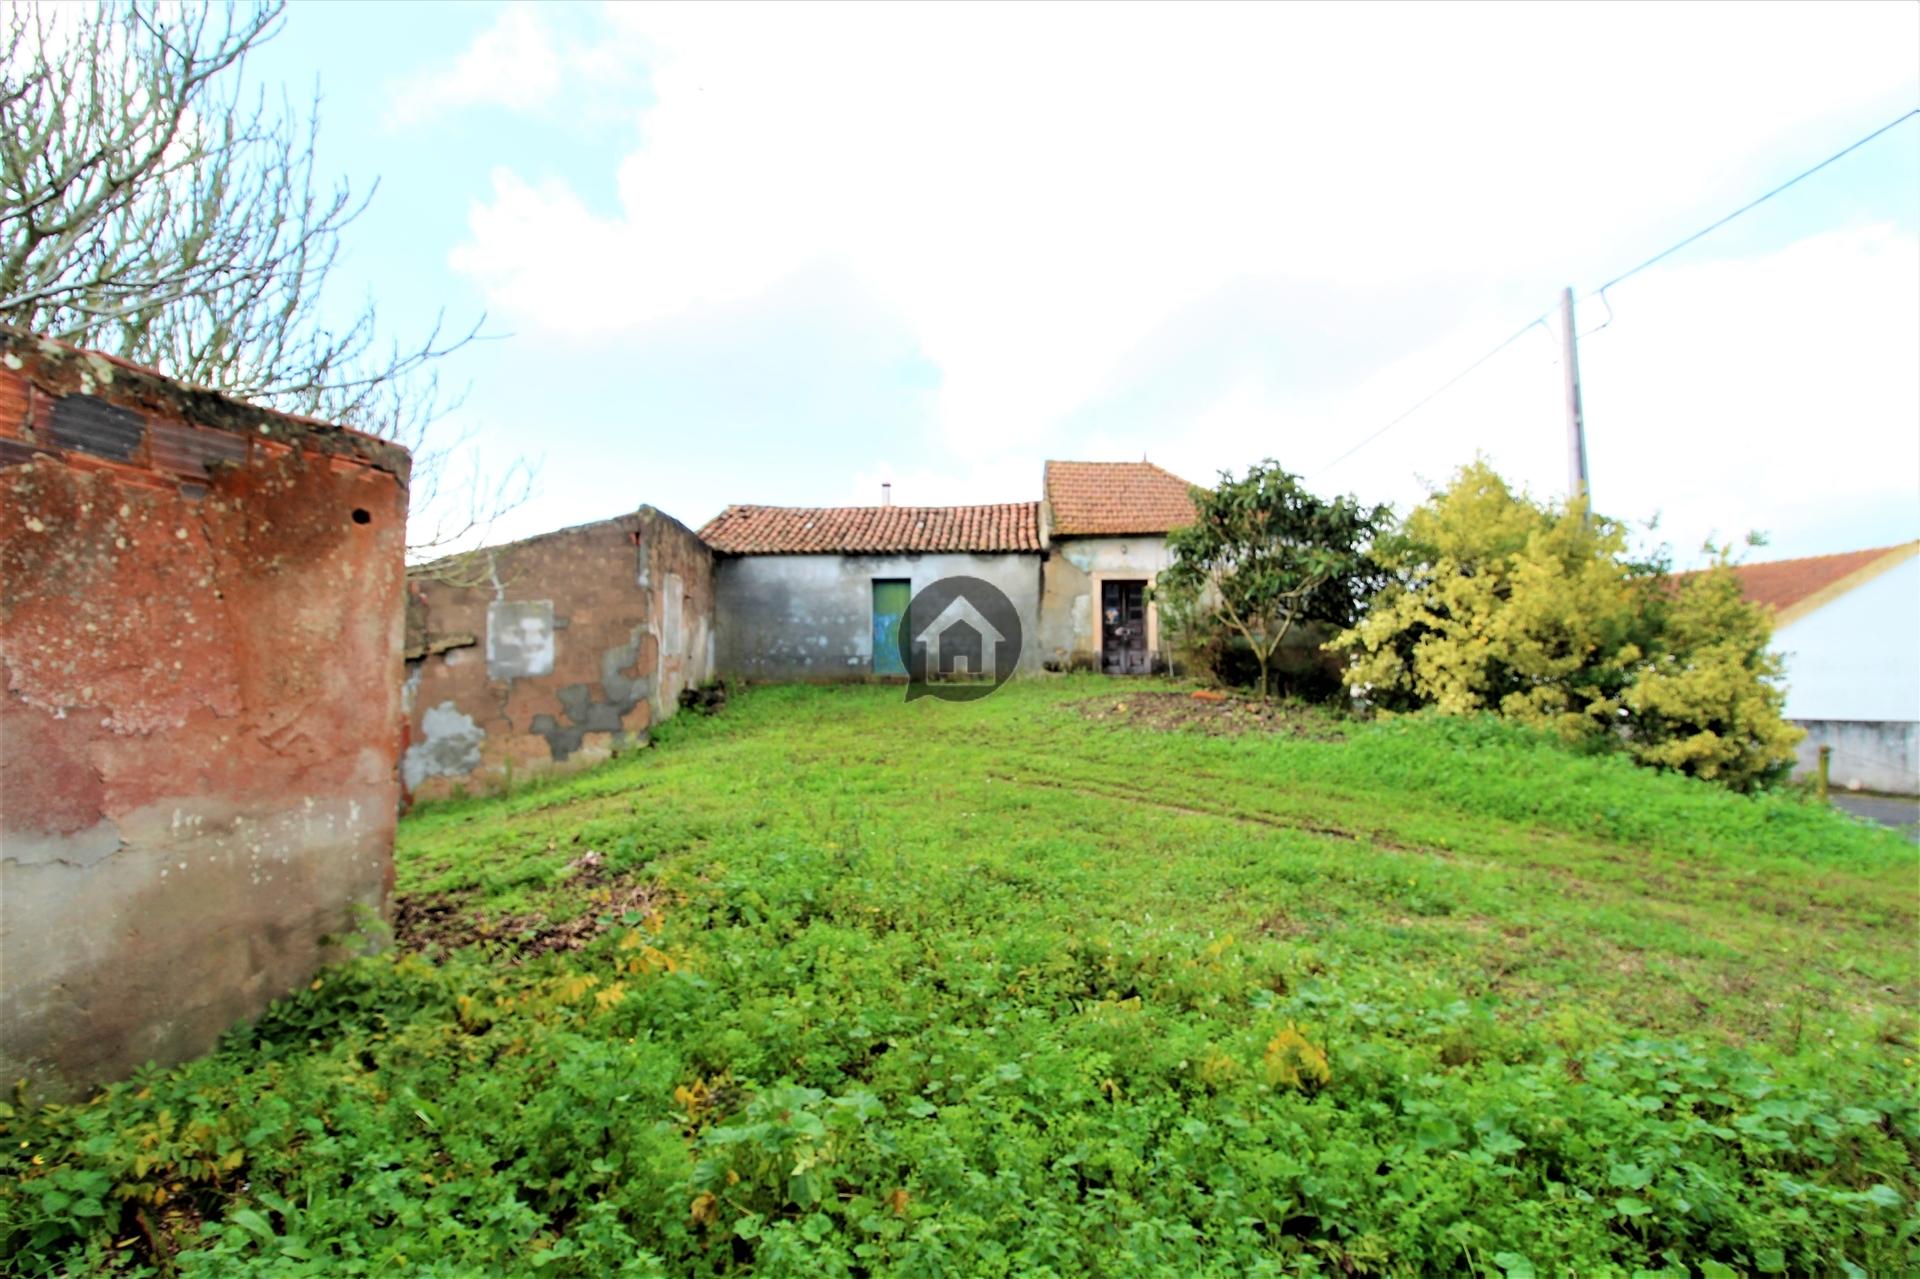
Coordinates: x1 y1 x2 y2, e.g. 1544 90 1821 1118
402 509 714 803
0 333 409 1097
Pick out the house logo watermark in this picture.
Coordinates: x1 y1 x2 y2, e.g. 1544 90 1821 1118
902 576 1022 702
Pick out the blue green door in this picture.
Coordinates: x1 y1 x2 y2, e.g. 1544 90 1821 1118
871 579 910 676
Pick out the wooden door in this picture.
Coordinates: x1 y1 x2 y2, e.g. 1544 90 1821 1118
1101 580 1148 674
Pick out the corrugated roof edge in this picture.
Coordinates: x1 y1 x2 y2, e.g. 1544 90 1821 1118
0 327 412 482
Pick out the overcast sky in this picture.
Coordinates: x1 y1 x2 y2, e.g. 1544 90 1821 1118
255 1 1919 565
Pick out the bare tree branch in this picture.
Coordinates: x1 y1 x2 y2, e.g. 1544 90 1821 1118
0 0 530 562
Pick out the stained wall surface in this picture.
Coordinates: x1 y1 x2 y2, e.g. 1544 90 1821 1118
0 333 410 1098
1792 720 1919 797
402 509 714 802
712 551 1045 682
1036 535 1177 670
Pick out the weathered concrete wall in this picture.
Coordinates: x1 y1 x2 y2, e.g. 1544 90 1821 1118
0 333 410 1098
1037 535 1177 670
402 508 714 802
1036 536 1336 684
1792 720 1919 796
714 552 1044 681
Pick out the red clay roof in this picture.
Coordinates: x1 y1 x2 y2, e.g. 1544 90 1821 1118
1044 460 1200 536
1717 542 1919 623
699 502 1042 555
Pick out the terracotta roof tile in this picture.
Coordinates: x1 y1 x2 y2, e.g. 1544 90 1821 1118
1044 460 1200 535
699 502 1042 555
1712 541 1919 625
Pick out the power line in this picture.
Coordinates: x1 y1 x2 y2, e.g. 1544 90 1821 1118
1590 107 1919 298
1313 315 1548 477
1314 107 1920 477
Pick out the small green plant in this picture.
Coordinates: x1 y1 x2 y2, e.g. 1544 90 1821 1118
3 680 1912 1276
1334 460 1800 790
1158 459 1390 700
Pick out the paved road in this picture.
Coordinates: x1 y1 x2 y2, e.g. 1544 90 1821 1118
1831 793 1920 842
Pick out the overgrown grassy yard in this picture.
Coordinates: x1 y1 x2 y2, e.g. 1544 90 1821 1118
6 680 1917 1276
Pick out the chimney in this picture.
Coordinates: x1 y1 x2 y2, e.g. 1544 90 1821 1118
881 481 892 507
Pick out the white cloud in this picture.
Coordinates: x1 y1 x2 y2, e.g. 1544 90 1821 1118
848 455 1045 512
438 0 1919 557
386 5 567 126
1578 225 1920 562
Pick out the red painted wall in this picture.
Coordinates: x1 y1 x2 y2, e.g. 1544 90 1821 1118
0 335 410 1097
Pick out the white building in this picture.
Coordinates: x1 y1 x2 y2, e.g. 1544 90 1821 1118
1727 541 1920 795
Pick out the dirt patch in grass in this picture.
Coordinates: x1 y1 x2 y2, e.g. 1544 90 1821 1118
393 850 667 959
988 769 1484 866
1077 691 1346 739
390 889 481 953
1254 911 1314 939
124 1193 213 1277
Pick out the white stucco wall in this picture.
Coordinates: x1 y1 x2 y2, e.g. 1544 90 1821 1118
1775 554 1920 794
713 552 1045 681
1775 555 1920 723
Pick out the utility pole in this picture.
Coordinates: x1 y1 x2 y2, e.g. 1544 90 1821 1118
1560 286 1591 511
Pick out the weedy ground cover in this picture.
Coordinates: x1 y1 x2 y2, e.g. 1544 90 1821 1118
4 679 1916 1276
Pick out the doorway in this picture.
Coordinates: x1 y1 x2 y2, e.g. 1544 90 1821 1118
871 578 910 676
1100 579 1148 674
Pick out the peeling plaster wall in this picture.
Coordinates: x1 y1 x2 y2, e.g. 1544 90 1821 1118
1037 536 1176 670
713 552 1044 681
1036 534 1337 678
402 508 714 802
0 333 409 1099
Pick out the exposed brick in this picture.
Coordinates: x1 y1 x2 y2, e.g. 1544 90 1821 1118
0 331 409 1099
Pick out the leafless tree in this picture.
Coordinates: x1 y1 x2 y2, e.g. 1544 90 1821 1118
0 0 531 562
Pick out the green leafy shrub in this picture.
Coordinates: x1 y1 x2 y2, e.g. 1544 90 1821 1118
1334 460 1800 790
3 682 1911 1275
1159 459 1389 700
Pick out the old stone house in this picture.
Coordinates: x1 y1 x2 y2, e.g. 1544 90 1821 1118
387 461 1210 804
1035 460 1199 674
699 501 1047 680
401 508 715 802
697 461 1205 681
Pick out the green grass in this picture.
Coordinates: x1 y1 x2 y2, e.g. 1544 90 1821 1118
5 678 1917 1277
